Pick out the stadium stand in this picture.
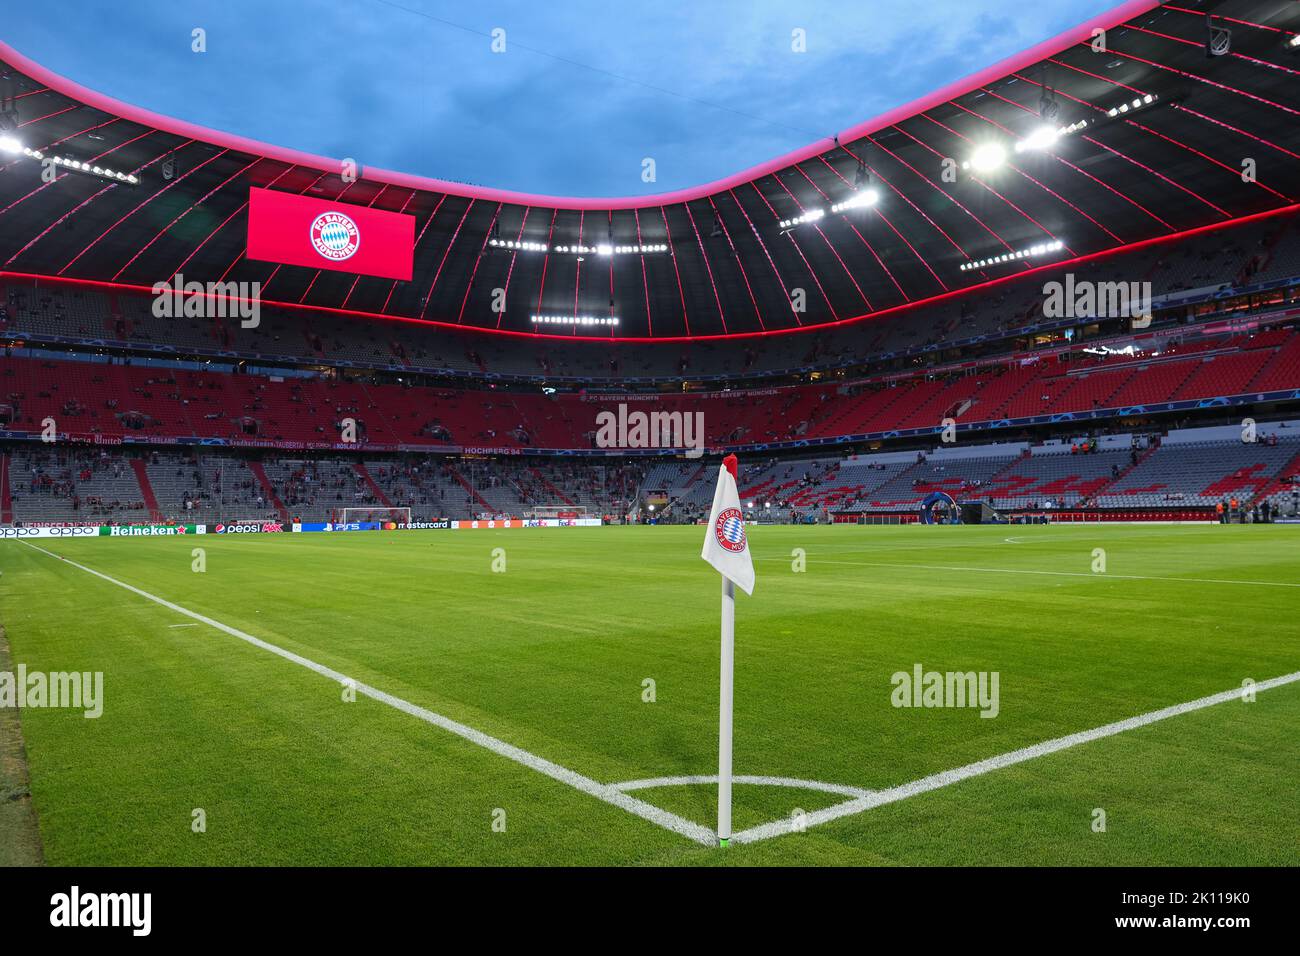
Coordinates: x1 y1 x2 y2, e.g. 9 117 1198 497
12 417 1300 525
4 20 1300 529
981 445 1134 510
7 447 148 522
1094 431 1300 509
4 211 1300 385
5 317 1300 451
846 447 1023 513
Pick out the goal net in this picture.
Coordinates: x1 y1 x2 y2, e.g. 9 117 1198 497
335 507 412 526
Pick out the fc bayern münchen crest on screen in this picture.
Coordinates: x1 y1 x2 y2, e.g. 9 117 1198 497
309 211 361 261
714 507 747 553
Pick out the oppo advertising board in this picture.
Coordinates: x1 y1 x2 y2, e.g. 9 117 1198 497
246 188 415 281
0 526 104 539
0 525 204 538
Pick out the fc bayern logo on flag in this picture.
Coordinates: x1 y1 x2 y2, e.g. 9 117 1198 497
714 507 747 553
309 212 361 262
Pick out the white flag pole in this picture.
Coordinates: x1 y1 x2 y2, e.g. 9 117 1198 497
718 575 735 846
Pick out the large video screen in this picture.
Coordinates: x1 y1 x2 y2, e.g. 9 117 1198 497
246 187 415 281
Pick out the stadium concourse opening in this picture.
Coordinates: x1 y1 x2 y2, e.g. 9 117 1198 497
0 0 1297 912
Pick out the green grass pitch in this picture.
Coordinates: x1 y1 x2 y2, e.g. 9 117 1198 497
1 523 1297 865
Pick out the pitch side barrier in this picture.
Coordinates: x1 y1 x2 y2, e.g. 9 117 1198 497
0 518 605 539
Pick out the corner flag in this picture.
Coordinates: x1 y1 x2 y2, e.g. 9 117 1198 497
701 454 754 595
701 453 754 846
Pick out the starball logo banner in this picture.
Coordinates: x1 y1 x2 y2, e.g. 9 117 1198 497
246 187 415 281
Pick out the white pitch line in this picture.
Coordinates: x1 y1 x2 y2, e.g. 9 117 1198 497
168 623 199 628
19 542 715 846
611 774 872 799
730 669 1300 845
758 556 1300 589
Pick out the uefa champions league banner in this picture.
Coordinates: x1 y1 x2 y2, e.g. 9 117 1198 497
246 187 415 281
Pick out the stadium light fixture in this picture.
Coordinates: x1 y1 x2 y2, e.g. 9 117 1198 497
781 188 881 228
959 239 1064 272
13 146 139 185
530 314 619 326
1205 16 1232 57
487 238 550 253
1106 93 1158 119
778 208 825 230
963 142 1007 173
0 138 139 184
489 238 668 256
549 243 668 255
1016 92 1162 154
1016 117 1093 152
830 188 880 213
45 154 139 184
1015 124 1060 153
854 160 869 188
1288 34 1300 50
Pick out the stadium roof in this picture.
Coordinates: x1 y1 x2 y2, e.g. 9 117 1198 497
1 0 1299 342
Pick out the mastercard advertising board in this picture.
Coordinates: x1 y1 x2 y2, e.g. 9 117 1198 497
246 187 415 281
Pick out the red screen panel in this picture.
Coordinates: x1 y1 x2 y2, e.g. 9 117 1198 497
246 187 415 281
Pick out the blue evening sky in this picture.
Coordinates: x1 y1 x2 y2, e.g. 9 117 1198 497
6 0 1114 196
